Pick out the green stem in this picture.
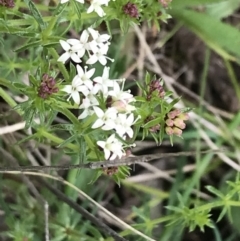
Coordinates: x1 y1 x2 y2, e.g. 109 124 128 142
40 130 78 151
0 78 20 92
0 87 21 114
224 59 240 102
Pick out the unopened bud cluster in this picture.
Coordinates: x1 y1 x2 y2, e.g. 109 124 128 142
0 0 14 8
122 2 139 18
38 74 59 99
165 109 189 136
147 79 165 100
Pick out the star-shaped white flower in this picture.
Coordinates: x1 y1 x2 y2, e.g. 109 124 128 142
114 113 139 138
86 43 114 66
87 0 110 17
108 81 134 102
58 40 82 63
88 27 110 48
97 134 125 160
75 65 95 90
93 66 114 96
76 30 90 58
62 77 89 105
92 106 117 130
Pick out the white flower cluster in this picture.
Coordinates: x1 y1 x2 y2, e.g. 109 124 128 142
58 28 139 161
60 0 110 17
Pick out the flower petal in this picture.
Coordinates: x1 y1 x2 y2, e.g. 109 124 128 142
72 91 80 105
62 85 72 93
86 55 98 65
58 52 70 63
70 53 81 63
59 40 70 51
99 56 107 66
92 119 104 129
80 30 89 43
93 106 104 118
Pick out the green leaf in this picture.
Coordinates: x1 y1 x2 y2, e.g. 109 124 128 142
217 206 228 222
72 0 82 19
23 0 46 30
205 0 240 19
172 0 227 8
0 26 36 37
12 82 28 91
205 186 225 198
50 124 75 131
14 133 38 145
14 40 41 53
57 135 76 148
170 8 240 61
142 116 161 129
29 74 39 87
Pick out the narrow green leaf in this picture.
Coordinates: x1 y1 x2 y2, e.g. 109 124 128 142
14 133 37 145
205 186 225 198
50 124 75 131
57 135 76 148
72 0 82 19
142 116 161 129
170 8 240 61
172 0 226 8
217 206 227 222
205 0 240 19
14 40 41 53
23 0 46 30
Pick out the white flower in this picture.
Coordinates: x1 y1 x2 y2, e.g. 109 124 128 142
87 0 110 17
97 134 125 160
114 113 139 138
108 81 134 102
87 44 114 66
93 66 114 96
75 65 95 90
62 77 89 105
58 40 82 63
78 98 94 119
92 106 117 130
77 30 90 58
61 0 84 4
111 100 136 113
88 27 110 48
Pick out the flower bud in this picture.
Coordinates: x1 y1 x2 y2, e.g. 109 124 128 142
165 126 174 135
159 0 172 8
149 79 165 99
167 109 181 119
178 113 189 121
166 118 174 127
173 127 182 136
149 124 160 133
173 118 186 129
123 2 139 18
